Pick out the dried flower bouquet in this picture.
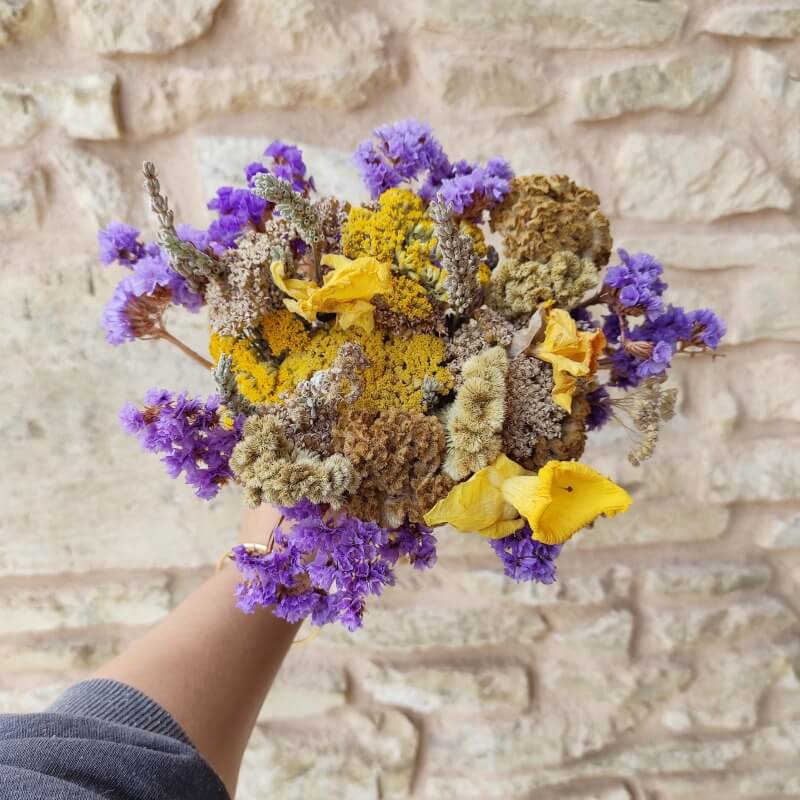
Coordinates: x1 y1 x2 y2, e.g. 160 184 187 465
100 121 725 630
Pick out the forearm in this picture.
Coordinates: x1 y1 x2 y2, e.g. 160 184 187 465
94 506 299 796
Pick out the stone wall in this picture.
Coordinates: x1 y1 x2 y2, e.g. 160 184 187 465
1 1 799 797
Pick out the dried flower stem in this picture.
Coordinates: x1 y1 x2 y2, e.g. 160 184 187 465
156 328 214 370
213 353 257 414
429 199 481 318
142 161 224 293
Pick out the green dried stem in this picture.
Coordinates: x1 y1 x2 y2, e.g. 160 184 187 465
142 160 225 293
212 354 257 416
429 199 481 318
252 173 321 282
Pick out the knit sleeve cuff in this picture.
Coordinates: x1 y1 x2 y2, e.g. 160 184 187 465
47 679 192 745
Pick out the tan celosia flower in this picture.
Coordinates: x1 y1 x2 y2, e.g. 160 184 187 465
487 250 600 318
489 175 612 267
444 346 508 480
332 408 451 526
231 416 359 508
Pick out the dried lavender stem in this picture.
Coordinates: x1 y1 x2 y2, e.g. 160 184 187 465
157 328 214 370
142 161 224 293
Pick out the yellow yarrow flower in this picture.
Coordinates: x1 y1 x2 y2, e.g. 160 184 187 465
424 455 632 545
342 188 425 264
271 254 392 333
267 325 452 411
533 307 606 413
383 275 434 320
261 308 310 357
342 189 489 300
209 333 277 404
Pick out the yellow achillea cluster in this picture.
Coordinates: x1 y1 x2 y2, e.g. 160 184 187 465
342 188 488 300
382 275 433 320
260 309 310 356
255 328 453 411
342 188 424 264
209 333 277 404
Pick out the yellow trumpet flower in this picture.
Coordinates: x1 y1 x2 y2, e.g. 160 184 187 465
533 307 606 412
424 455 632 545
270 254 392 333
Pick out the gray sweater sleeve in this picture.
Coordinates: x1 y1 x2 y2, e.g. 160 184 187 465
0 679 230 800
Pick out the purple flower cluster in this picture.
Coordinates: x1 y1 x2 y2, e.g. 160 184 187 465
489 523 561 583
207 187 268 248
208 140 315 248
247 141 315 194
100 246 203 345
434 157 514 217
603 250 726 387
98 222 150 267
232 502 437 630
604 249 667 320
120 389 242 500
353 119 513 218
354 119 450 198
586 385 612 431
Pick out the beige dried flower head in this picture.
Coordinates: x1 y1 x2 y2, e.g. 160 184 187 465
502 355 567 465
207 229 295 337
525 382 592 470
142 161 224 294
429 199 482 317
314 195 348 255
444 319 489 383
268 342 370 455
444 346 508 480
611 376 678 466
332 408 451 526
490 175 612 267
231 415 359 508
252 173 320 246
487 250 600 319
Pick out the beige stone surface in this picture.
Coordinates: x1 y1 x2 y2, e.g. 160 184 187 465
0 73 119 147
62 0 222 54
0 1 799 798
613 133 792 221
417 0 689 49
574 54 732 120
704 4 800 39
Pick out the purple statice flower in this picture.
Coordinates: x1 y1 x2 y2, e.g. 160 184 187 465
232 503 434 630
571 305 598 330
686 308 726 349
602 312 622 344
207 186 268 247
120 389 243 500
380 520 438 570
354 119 451 199
586 385 613 431
98 222 145 267
101 251 203 345
430 156 514 218
489 523 561 583
176 222 226 259
608 348 640 389
636 339 674 379
264 140 315 194
604 249 668 320
609 305 691 385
